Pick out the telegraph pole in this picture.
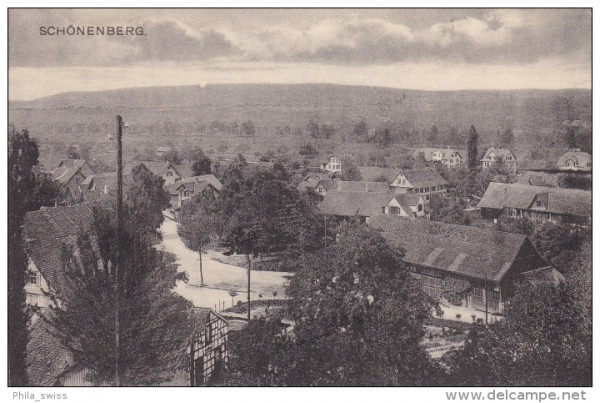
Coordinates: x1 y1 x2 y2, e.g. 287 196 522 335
484 272 488 327
115 115 124 386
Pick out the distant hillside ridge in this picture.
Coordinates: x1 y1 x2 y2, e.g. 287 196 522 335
9 83 591 115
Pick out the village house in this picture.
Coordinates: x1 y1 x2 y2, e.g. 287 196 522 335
369 215 559 316
556 148 591 171
478 182 592 227
52 159 95 199
480 147 517 173
296 171 339 193
313 179 390 196
412 147 467 167
389 169 449 200
22 203 228 386
185 308 229 386
80 171 120 195
124 160 183 187
27 307 228 386
320 155 342 173
383 194 429 219
516 171 560 188
319 191 392 223
22 203 101 309
170 174 223 209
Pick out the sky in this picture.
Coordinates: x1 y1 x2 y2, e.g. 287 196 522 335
8 8 592 101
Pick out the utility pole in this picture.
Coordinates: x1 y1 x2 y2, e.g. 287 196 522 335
114 115 124 386
246 254 251 322
484 272 488 327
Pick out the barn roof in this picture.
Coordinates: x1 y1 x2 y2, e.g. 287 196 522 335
52 159 90 185
477 182 591 217
334 180 390 193
176 174 223 192
369 215 539 282
319 192 392 218
401 169 449 188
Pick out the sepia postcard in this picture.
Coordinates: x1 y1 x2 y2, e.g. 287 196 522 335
6 7 593 401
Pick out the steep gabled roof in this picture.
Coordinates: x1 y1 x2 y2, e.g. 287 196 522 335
319 192 392 218
369 215 542 282
176 174 223 192
174 163 193 178
556 150 591 169
481 147 516 162
52 159 90 185
399 169 449 188
22 203 101 295
477 182 591 217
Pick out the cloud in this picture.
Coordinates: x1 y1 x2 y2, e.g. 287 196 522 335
8 9 591 68
9 16 242 67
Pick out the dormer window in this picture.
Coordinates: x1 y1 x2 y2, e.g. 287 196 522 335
28 271 40 286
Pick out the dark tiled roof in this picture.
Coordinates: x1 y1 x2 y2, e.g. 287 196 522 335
174 164 193 178
369 215 535 282
52 159 89 185
402 169 449 188
319 192 392 218
478 182 591 217
176 174 223 192
22 204 100 296
334 180 390 193
27 317 73 386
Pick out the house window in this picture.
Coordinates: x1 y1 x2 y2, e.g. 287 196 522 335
206 323 213 346
318 187 323 193
418 204 423 212
401 179 406 185
28 271 39 286
166 171 173 177
535 200 542 207
390 206 400 215
450 159 453 163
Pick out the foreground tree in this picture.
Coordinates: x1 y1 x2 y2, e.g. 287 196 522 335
285 224 441 385
125 164 170 237
442 281 591 386
43 209 194 385
9 126 62 385
178 196 221 286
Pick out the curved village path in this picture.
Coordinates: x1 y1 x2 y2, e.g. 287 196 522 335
157 217 290 313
